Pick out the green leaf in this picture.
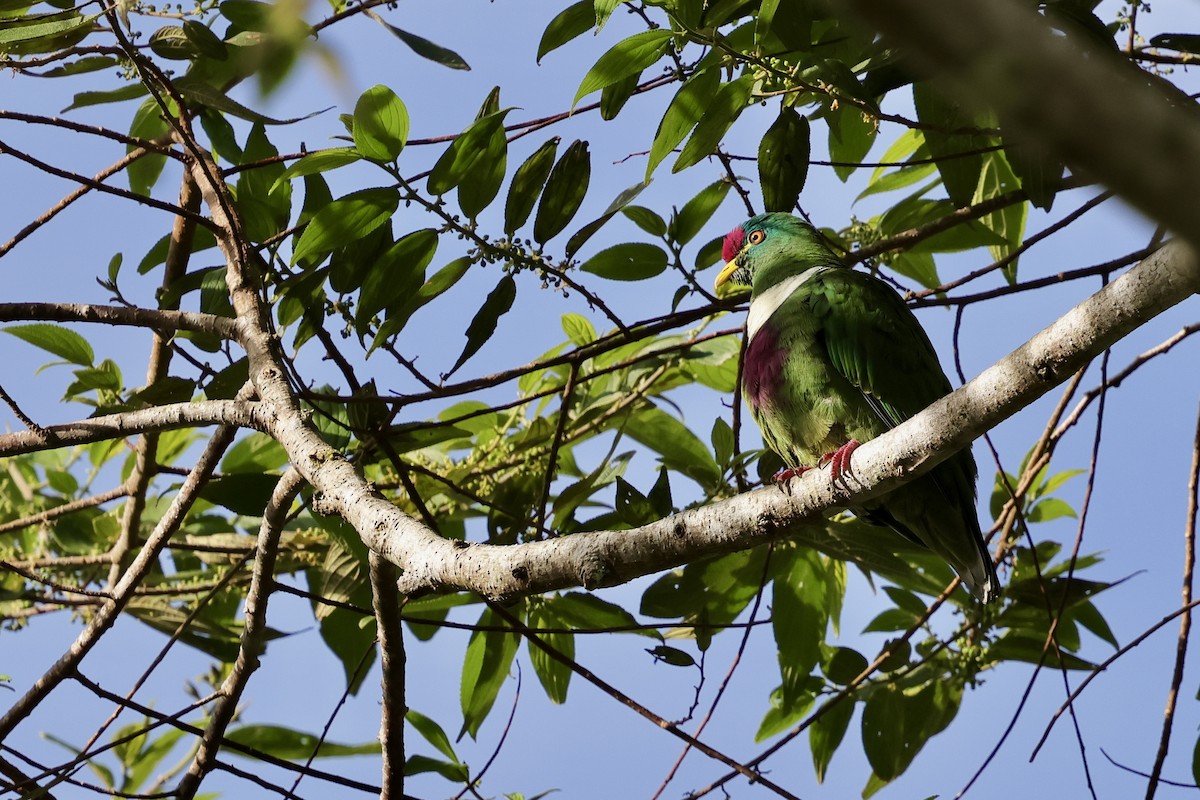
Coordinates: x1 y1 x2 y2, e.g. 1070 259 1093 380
646 66 719 180
404 754 469 781
759 107 810 212
553 591 653 637
1006 136 1062 212
3 324 93 366
270 148 361 193
148 25 198 59
757 684 816 742
0 10 97 46
505 137 560 236
183 19 227 59
174 75 328 126
356 228 439 327
371 256 473 351
537 0 593 63
810 698 854 783
127 97 171 196
561 313 597 347
912 82 990 207
221 433 288 474
406 709 461 763
594 0 621 29
572 29 671 108
827 103 877 181
460 607 519 739
600 69 640 120
527 602 574 703
1152 33 1200 53
565 179 649 259
671 180 730 246
1193 735 1200 790
290 187 398 265
622 205 667 236
674 74 755 173
199 473 282 516
226 724 381 758
647 645 695 667
861 681 957 783
974 149 1026 280
623 405 721 490
533 139 590 245
756 0 780 43
353 85 409 162
456 115 508 220
822 646 869 685
38 55 117 78
446 275 517 378
773 549 826 706
710 416 733 468
889 250 940 289
427 109 511 197
63 83 149 112
377 23 470 70
580 242 668 281
1026 496 1077 523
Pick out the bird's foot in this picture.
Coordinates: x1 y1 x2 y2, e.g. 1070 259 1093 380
820 440 861 484
773 465 813 485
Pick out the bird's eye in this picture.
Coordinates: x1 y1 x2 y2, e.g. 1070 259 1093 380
748 229 766 245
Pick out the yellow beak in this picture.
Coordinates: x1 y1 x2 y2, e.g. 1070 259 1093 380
714 258 740 291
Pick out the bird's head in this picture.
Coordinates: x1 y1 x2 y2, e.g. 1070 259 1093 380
714 213 838 294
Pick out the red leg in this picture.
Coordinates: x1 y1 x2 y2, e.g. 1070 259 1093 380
774 465 813 484
822 440 861 483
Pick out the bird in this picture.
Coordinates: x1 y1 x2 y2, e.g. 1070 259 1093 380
714 213 999 603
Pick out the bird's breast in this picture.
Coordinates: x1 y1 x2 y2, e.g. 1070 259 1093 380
743 323 786 411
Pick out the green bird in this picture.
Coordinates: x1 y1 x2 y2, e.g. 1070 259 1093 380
715 213 999 603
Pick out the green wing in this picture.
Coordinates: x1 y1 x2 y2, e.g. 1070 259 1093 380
809 267 954 431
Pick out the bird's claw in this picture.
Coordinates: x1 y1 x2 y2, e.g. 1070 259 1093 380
773 465 813 486
820 440 861 484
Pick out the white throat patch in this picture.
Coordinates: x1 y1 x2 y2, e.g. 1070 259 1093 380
746 266 828 340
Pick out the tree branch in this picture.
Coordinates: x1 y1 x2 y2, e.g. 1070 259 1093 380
844 0 1200 248
0 302 238 337
389 241 1200 599
0 400 263 458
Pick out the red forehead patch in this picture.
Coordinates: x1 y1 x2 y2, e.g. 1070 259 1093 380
721 227 745 263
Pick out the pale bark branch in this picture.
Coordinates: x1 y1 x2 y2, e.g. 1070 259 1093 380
177 468 304 799
389 241 1200 599
0 422 238 742
0 302 238 338
0 400 264 459
370 551 405 800
845 0 1200 248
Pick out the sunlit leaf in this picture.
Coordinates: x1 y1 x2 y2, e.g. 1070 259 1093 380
581 242 668 281
3 324 94 366
290 187 399 265
536 0 593 63
646 66 718 180
572 29 671 107
460 607 519 739
353 84 409 162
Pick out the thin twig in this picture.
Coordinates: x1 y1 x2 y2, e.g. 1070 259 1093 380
0 423 239 740
176 468 304 799
370 552 406 800
1145 399 1200 798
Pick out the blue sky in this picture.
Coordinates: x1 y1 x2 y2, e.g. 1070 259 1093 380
3 1 1200 798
